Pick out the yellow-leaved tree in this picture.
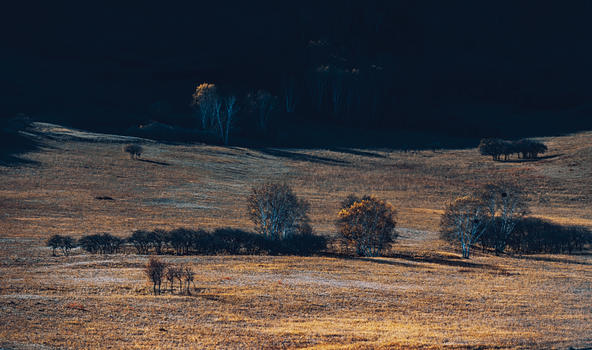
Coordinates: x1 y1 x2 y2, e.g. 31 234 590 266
336 195 397 257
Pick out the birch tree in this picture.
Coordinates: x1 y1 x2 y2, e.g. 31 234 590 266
246 182 310 240
440 196 490 259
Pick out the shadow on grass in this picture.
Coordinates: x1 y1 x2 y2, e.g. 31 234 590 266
0 125 42 167
514 254 592 266
137 158 171 166
258 148 350 165
329 148 387 159
386 251 503 271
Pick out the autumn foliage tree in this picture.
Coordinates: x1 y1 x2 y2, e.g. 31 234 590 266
336 195 397 257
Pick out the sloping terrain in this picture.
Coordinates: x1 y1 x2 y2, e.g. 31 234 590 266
0 124 591 349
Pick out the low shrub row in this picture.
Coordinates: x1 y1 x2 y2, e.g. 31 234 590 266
49 228 327 257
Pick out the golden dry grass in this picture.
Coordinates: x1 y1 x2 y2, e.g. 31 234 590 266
0 123 591 349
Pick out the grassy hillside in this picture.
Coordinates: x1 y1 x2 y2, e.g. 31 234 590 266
0 123 591 349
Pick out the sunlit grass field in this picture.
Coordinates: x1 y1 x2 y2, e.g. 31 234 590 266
1 123 591 349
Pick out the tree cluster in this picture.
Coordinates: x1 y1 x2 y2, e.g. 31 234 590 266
441 180 591 257
440 180 529 258
479 138 547 161
78 233 124 254
145 257 196 296
46 234 75 256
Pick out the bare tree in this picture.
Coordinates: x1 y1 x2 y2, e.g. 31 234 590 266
282 78 296 113
215 95 238 145
183 265 195 295
247 182 310 240
165 266 179 293
145 257 166 295
250 90 276 132
440 196 490 259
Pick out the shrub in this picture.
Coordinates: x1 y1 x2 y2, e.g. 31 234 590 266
46 234 75 256
128 230 151 254
123 144 143 159
507 218 592 254
247 182 311 240
336 195 397 257
145 257 166 295
165 228 205 255
279 230 327 256
209 228 263 254
79 233 123 254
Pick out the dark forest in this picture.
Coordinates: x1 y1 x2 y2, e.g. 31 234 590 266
2 1 592 145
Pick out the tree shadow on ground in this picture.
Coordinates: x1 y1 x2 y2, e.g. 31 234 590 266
385 251 503 271
513 254 592 266
137 158 171 166
329 148 387 159
258 148 350 165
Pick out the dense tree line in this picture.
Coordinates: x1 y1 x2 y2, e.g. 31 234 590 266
478 138 547 161
69 228 326 257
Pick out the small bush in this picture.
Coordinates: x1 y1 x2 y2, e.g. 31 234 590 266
46 234 75 256
123 144 143 159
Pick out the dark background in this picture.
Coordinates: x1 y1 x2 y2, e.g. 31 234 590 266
2 1 592 145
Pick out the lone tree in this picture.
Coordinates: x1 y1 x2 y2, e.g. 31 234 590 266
165 265 181 293
247 182 310 240
145 257 166 295
479 180 529 254
440 195 490 259
46 234 75 256
123 144 143 159
182 265 195 295
336 195 397 257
